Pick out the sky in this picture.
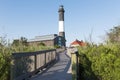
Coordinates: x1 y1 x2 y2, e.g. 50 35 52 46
0 0 120 46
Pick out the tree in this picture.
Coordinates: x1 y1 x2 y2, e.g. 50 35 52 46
107 25 120 43
12 37 28 46
12 39 19 46
20 37 28 46
38 42 46 46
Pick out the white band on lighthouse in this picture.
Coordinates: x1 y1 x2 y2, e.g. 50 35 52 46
59 21 64 32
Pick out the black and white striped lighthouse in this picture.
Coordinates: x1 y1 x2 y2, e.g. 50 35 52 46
58 5 65 38
58 5 66 47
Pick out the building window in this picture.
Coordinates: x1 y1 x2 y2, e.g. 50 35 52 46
58 37 62 46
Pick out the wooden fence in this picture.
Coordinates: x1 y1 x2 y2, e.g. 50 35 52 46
10 49 57 80
70 47 80 80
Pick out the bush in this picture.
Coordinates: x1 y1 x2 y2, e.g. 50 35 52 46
0 36 54 80
78 43 120 80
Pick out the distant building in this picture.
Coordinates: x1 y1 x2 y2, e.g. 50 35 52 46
28 5 66 47
70 39 86 47
28 34 65 47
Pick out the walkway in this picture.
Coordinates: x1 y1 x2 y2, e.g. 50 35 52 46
30 51 72 80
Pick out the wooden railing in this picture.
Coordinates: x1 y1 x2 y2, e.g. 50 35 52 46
10 49 57 80
70 47 80 80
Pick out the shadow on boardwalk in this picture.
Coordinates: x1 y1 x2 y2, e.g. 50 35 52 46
30 51 72 80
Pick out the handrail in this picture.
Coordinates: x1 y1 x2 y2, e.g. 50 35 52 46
70 47 80 80
12 49 56 58
11 49 57 80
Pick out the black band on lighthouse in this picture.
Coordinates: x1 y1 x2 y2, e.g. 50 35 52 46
58 5 65 21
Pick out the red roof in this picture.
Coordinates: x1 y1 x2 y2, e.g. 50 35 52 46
70 39 86 46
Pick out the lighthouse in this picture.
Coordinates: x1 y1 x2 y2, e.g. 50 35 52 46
58 5 65 37
58 5 66 47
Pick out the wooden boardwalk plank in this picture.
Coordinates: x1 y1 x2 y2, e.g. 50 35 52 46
29 51 72 80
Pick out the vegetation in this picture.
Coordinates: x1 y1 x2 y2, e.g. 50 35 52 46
107 25 120 43
1 25 120 80
38 42 46 46
77 25 120 80
54 45 61 48
0 36 53 80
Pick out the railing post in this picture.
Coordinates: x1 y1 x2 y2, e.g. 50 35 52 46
35 54 37 70
76 51 79 80
45 52 46 65
71 47 79 80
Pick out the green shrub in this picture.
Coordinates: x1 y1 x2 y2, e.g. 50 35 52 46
0 36 54 80
78 43 120 80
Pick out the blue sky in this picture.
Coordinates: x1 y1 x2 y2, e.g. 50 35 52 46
0 0 120 46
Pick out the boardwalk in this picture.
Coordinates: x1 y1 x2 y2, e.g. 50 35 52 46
30 51 72 80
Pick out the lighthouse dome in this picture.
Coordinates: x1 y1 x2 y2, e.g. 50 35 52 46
59 5 65 12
